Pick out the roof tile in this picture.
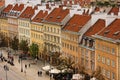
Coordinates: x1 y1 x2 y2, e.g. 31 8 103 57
12 4 24 11
85 19 105 37
108 7 119 15
3 4 13 13
98 19 120 40
32 10 48 23
44 7 69 23
19 6 35 19
63 14 91 32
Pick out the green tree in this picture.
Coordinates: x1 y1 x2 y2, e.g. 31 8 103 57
42 46 47 65
92 67 105 80
104 1 110 7
29 43 39 59
11 36 19 53
19 40 29 54
57 57 75 73
96 1 104 7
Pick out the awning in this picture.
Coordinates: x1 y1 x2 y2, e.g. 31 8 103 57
42 65 54 71
72 74 83 80
42 65 51 71
49 68 60 74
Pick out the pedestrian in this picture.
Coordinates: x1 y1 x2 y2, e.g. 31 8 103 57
29 64 30 67
25 64 27 69
37 71 40 76
39 71 42 76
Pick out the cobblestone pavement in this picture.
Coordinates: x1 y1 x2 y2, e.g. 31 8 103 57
0 48 53 80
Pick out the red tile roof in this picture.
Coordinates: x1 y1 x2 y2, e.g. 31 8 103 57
3 4 13 13
12 4 24 11
63 14 91 32
108 7 119 15
44 7 69 23
98 19 120 40
32 10 48 23
19 6 35 19
84 19 105 37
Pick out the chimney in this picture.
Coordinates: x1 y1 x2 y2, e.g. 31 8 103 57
46 4 49 9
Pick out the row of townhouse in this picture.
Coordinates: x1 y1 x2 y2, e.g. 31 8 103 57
0 2 120 80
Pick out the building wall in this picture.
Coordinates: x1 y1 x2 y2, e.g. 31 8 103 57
0 18 9 37
31 23 44 57
8 17 18 39
62 31 79 64
18 19 31 44
79 37 95 75
43 23 61 52
95 38 117 80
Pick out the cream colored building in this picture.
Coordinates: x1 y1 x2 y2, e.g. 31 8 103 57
94 19 120 80
43 7 70 53
18 6 36 44
31 10 48 58
7 4 24 39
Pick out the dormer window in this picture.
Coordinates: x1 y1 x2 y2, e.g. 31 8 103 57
104 30 110 34
49 16 53 18
113 31 120 36
57 16 61 19
41 18 43 20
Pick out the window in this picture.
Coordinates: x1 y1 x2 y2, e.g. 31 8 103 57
106 70 110 79
111 60 115 67
111 48 115 55
102 68 105 76
106 58 110 65
85 50 88 57
111 72 115 80
98 55 100 62
102 56 105 64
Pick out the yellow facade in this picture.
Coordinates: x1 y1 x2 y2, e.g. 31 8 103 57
95 38 118 80
31 23 44 57
8 17 18 38
18 19 31 44
0 18 9 37
43 23 61 52
62 31 79 65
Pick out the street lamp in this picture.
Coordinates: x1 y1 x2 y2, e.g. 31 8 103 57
19 54 23 72
4 65 9 80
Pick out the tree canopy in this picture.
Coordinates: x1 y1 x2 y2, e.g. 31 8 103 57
29 43 39 58
11 36 19 51
19 40 29 54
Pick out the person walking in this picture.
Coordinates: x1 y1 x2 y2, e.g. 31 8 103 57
37 71 40 76
25 64 27 69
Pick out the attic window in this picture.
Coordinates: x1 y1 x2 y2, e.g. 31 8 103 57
57 16 61 19
41 18 43 20
113 31 120 36
49 16 53 18
104 30 110 34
